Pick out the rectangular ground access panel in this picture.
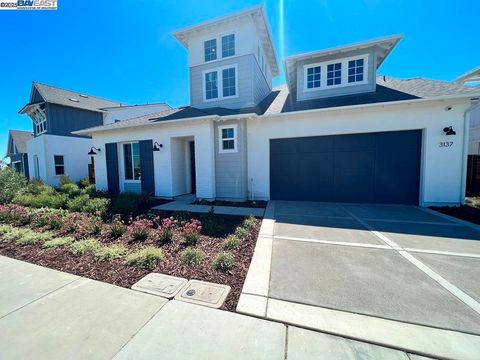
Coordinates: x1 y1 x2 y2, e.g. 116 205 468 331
174 280 231 308
131 273 188 299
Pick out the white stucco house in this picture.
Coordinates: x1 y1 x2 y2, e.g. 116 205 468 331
73 6 480 207
18 82 170 186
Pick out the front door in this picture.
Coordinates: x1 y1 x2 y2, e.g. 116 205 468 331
189 141 196 194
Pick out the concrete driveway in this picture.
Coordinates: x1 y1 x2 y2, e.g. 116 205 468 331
238 201 480 359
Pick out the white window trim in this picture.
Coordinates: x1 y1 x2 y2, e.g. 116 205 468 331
122 141 141 183
302 54 369 92
53 155 66 177
218 124 238 154
203 32 237 64
202 64 239 102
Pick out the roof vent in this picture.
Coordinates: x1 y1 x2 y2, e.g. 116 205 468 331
69 98 79 102
79 94 88 98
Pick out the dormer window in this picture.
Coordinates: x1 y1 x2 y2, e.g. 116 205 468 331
306 66 321 89
204 39 217 62
222 34 235 58
348 59 364 83
327 63 342 86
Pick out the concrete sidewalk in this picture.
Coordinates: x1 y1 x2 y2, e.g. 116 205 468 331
0 255 424 360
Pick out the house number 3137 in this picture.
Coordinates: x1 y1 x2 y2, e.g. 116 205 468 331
439 141 453 148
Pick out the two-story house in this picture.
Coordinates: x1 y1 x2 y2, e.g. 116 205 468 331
75 6 480 206
19 82 170 186
5 130 33 178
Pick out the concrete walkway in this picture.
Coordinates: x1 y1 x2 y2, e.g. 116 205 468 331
0 255 426 360
238 201 480 360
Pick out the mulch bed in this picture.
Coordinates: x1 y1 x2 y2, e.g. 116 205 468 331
193 199 267 209
430 204 480 225
0 214 259 312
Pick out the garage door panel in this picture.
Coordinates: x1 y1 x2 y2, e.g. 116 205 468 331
270 130 421 205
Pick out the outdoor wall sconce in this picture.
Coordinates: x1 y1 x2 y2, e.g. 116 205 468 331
443 126 456 136
152 142 163 151
88 147 101 155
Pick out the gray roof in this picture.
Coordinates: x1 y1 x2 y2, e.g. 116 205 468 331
264 76 480 114
29 82 125 112
8 130 33 154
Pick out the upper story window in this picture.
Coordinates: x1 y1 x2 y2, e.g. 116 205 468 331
303 55 368 91
219 124 237 153
348 59 364 83
123 142 141 181
306 66 321 89
54 155 65 176
204 39 217 62
222 34 235 58
203 65 237 102
29 105 47 136
327 63 342 86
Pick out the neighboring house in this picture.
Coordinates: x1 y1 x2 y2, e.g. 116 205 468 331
75 6 480 206
5 130 33 178
18 82 170 186
453 67 480 155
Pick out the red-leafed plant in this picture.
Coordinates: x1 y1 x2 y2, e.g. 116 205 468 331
126 218 153 242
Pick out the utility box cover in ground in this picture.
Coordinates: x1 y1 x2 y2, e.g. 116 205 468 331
131 273 188 299
174 280 231 308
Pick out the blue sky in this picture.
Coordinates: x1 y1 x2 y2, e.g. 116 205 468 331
0 0 477 155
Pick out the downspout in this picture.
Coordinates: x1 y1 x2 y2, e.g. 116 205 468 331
460 107 471 204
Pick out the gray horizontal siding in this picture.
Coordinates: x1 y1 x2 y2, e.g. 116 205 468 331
252 56 271 105
214 119 247 200
191 54 258 110
296 48 377 101
46 103 103 138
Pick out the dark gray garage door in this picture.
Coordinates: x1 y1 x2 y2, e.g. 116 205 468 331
270 130 422 205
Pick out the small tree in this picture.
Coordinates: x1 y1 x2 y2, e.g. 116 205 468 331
0 165 27 203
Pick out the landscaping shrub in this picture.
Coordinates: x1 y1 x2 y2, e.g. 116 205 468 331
172 210 192 222
126 219 153 242
200 207 225 236
31 209 65 229
25 179 54 195
79 177 91 188
242 215 257 230
69 238 102 256
212 252 235 272
0 166 27 203
13 191 67 209
180 247 205 266
58 176 73 187
125 247 163 270
0 204 31 225
82 184 98 197
16 231 53 246
61 213 102 238
2 228 32 242
0 224 14 235
182 219 202 246
234 226 249 240
94 244 127 262
109 193 152 215
154 217 177 244
43 236 74 249
82 197 110 215
107 215 127 239
66 194 90 212
223 234 241 250
60 183 81 198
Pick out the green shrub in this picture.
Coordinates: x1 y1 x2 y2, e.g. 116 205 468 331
0 166 27 203
2 228 32 242
82 197 110 215
94 244 127 262
43 236 74 249
223 234 241 250
59 176 73 187
60 183 81 198
180 247 205 266
82 184 97 197
200 207 225 235
234 226 249 240
242 216 257 230
66 194 90 212
107 215 127 239
0 224 14 235
212 252 235 272
125 247 163 270
16 230 53 246
109 192 151 215
13 192 67 209
25 179 54 195
31 208 65 229
69 238 101 256
79 177 91 188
